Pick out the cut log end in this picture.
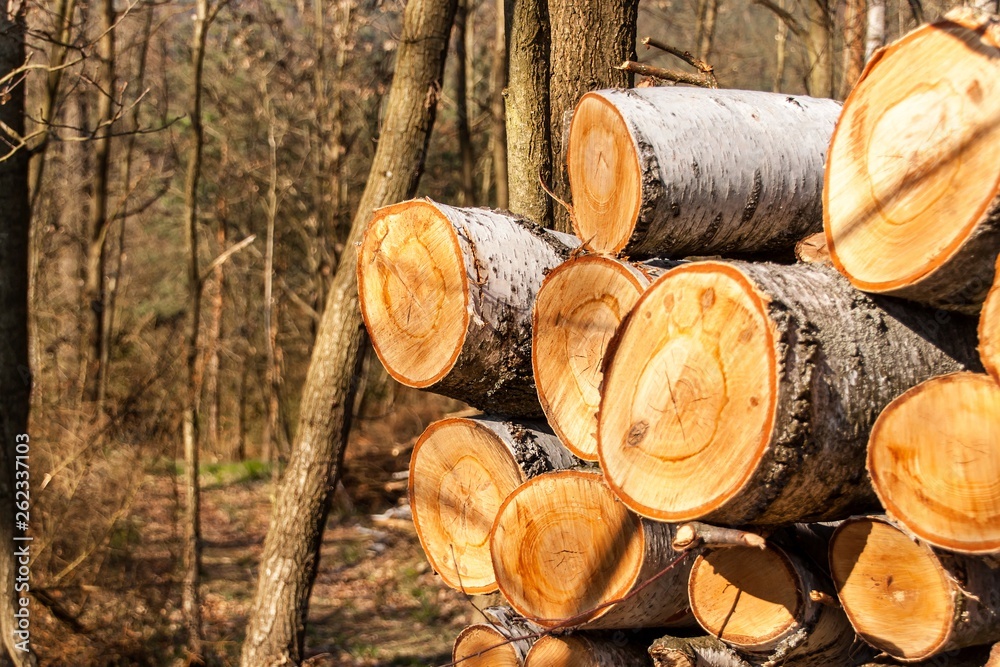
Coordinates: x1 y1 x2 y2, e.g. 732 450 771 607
868 372 1000 554
409 419 525 593
688 547 800 650
825 18 1000 305
980 255 1000 383
599 262 775 521
453 625 525 667
567 92 642 254
524 634 649 666
358 200 468 387
830 517 954 661
491 470 647 628
533 256 647 460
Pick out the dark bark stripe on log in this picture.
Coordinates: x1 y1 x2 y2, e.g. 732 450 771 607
358 198 576 417
825 11 1000 313
490 469 695 630
868 372 1000 554
409 417 577 593
831 516 1000 662
567 87 841 258
599 260 980 525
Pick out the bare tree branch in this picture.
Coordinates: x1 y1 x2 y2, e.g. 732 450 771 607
616 60 717 88
752 0 806 37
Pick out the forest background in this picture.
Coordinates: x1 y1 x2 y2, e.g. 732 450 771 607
0 0 972 664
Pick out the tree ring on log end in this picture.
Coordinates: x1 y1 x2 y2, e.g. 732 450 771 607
533 256 647 461
825 19 1000 293
868 372 1000 554
525 635 600 666
568 92 642 255
409 418 524 593
490 470 644 627
688 546 801 650
830 517 953 660
358 200 468 387
599 262 776 521
453 625 523 667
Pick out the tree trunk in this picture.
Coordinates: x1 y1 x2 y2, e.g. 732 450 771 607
772 0 789 91
357 199 575 417
454 0 476 205
695 0 720 62
826 10 1000 314
182 0 211 658
410 417 577 593
261 89 281 464
803 0 834 97
599 261 980 526
548 0 639 233
689 542 860 666
525 634 651 666
491 469 696 630
865 0 886 61
490 0 508 208
831 516 1000 662
533 255 671 461
568 88 841 258
0 3 37 665
453 607 539 666
980 254 1000 382
238 0 458 663
842 0 866 98
867 372 1000 554
81 0 116 406
504 0 551 226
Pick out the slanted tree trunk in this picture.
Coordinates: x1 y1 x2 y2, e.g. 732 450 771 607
409 417 577 593
504 0 551 226
548 0 639 233
867 372 1000 554
357 200 575 417
599 261 980 526
238 1 458 663
491 469 695 630
831 516 1000 662
567 88 841 258
533 256 671 461
453 607 539 666
0 4 37 665
826 10 1000 313
525 634 651 666
688 541 860 665
181 0 211 657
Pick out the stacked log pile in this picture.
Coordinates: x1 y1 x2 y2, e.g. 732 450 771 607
357 8 1000 667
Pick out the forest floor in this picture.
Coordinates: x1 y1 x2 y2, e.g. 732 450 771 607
33 394 477 666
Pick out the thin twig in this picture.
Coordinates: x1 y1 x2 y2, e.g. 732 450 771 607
752 0 806 37
672 522 767 551
641 37 718 87
617 61 716 88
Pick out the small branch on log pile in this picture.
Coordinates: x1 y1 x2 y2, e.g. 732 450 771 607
642 37 719 87
616 61 715 88
672 522 767 551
